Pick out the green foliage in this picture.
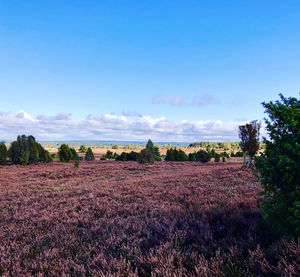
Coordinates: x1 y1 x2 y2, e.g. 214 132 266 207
127 151 141 161
165 148 187 161
138 148 154 164
214 153 220 162
168 148 210 162
196 150 211 163
85 147 95 161
74 159 80 168
58 144 73 163
146 139 161 161
0 143 7 165
9 135 52 165
222 156 226 162
104 150 114 159
255 94 300 237
112 145 119 149
188 152 196 161
79 145 87 153
70 148 78 160
232 151 244 157
220 152 230 158
116 152 128 161
239 121 261 167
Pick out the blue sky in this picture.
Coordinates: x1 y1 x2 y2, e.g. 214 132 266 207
0 1 299 141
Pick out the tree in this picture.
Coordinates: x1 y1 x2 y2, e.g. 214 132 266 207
239 121 261 167
58 144 73 163
116 152 128 161
79 145 87 153
138 148 154 164
246 121 261 167
255 94 300 236
165 148 175 161
177 149 188 161
85 147 95 161
239 125 249 166
70 148 78 160
214 153 220 162
0 143 7 165
9 135 52 165
196 150 211 163
146 139 161 161
28 135 40 164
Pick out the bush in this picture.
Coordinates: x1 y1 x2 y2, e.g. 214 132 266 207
146 139 161 161
79 145 87 153
165 148 188 161
74 159 80 168
112 145 118 149
196 150 211 163
85 147 95 161
220 152 229 158
70 148 78 160
255 94 300 237
214 153 220 162
188 153 197 161
104 150 114 159
58 144 73 163
100 156 107 160
116 152 128 161
232 151 244 157
0 143 7 165
9 135 52 165
177 149 188 161
127 151 141 161
138 148 154 164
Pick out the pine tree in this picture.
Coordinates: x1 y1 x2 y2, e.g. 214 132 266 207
0 143 7 165
85 147 95 161
58 144 73 163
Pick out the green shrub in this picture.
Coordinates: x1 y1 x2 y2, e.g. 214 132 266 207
220 151 229 158
165 148 188 161
85 147 95 161
112 145 118 149
165 148 176 161
74 159 80 168
0 143 7 165
127 151 141 161
138 148 154 164
70 148 78 160
196 150 211 163
146 139 161 161
79 145 87 153
100 156 107 160
188 153 197 161
9 135 52 165
214 153 220 162
233 151 244 157
177 149 188 161
104 150 114 159
255 94 300 237
116 152 127 161
58 144 73 163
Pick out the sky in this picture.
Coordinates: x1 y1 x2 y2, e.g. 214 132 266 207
0 0 299 142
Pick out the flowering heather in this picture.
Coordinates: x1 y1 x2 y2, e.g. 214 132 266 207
0 162 299 276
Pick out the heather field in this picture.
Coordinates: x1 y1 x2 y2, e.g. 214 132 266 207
0 162 299 276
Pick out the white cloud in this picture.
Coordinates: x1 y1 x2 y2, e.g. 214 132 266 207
0 111 255 142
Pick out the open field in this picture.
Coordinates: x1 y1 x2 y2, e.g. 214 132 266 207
0 161 299 276
44 145 242 160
